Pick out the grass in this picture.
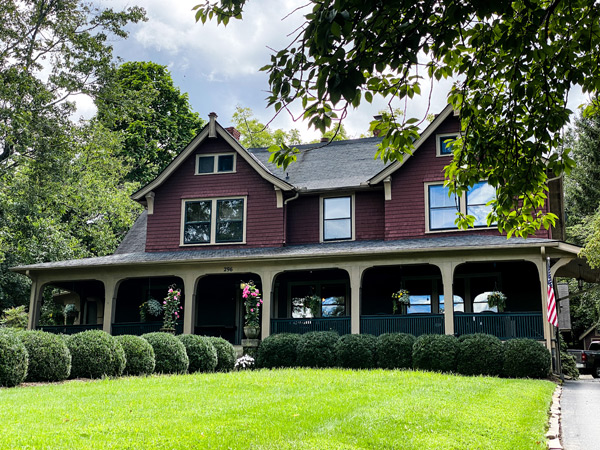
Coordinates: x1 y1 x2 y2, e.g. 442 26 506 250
0 369 554 449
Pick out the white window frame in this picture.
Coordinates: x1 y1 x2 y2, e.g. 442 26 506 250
319 194 355 243
195 153 237 175
424 182 496 233
435 133 458 157
180 196 247 246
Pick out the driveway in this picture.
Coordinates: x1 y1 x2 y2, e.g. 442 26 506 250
561 375 600 450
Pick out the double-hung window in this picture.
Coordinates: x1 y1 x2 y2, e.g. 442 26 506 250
182 197 245 245
196 153 235 175
426 182 495 231
322 196 353 241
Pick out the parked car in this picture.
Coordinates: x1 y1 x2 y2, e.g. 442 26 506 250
568 340 600 378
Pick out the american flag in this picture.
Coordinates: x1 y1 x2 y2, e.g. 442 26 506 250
546 257 558 327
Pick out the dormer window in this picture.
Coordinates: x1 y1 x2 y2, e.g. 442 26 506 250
182 196 246 245
196 153 236 175
436 133 458 157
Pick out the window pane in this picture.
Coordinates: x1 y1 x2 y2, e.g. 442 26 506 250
197 156 214 173
324 218 351 240
217 154 234 172
324 197 351 219
467 182 495 227
439 295 465 313
439 135 456 155
186 201 211 222
184 223 210 244
216 221 243 242
473 292 498 313
407 295 431 314
291 285 316 318
322 304 346 317
430 208 458 230
429 184 458 208
217 199 243 220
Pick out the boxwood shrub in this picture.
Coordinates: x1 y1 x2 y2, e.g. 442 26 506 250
296 331 339 368
335 334 377 369
256 333 300 369
66 330 126 379
376 333 416 369
20 330 71 382
412 334 458 373
503 338 551 379
456 333 504 377
142 332 189 374
178 335 218 373
206 337 237 372
116 335 155 376
0 330 28 387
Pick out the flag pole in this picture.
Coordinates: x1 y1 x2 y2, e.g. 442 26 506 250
547 257 563 381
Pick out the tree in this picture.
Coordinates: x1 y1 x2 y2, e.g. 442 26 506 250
0 0 145 172
192 0 600 236
310 123 350 143
231 106 302 148
96 62 205 185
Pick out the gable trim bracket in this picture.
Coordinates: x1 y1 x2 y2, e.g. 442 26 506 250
145 192 156 215
383 176 392 201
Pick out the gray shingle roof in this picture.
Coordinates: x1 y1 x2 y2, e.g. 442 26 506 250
12 235 559 272
114 211 147 254
248 137 388 190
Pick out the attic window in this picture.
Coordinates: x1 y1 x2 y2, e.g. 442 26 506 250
436 133 457 157
196 153 236 175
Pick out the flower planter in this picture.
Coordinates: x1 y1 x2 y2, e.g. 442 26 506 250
243 326 260 339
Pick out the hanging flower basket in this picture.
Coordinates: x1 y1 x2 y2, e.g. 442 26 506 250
487 291 507 312
391 289 410 314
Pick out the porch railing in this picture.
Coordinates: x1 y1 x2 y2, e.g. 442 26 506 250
111 321 184 336
454 312 544 340
361 314 445 337
38 324 102 335
271 317 351 335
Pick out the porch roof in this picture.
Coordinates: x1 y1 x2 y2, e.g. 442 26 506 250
11 235 576 274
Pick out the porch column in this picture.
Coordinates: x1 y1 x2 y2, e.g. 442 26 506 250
439 261 455 335
349 266 362 334
27 278 43 330
260 271 276 339
102 277 119 334
536 258 554 350
182 273 197 335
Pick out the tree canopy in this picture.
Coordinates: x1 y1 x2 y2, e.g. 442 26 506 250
96 61 205 185
192 0 600 236
231 106 301 148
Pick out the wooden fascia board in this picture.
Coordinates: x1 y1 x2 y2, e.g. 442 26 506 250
131 124 294 202
368 104 455 185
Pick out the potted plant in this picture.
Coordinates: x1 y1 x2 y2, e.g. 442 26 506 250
391 289 410 315
303 294 323 318
487 291 507 312
161 285 182 333
241 281 262 339
63 304 79 325
139 297 162 323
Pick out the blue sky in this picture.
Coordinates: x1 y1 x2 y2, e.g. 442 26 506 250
81 0 588 142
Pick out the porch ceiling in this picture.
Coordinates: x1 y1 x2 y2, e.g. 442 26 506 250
12 235 573 275
555 257 600 283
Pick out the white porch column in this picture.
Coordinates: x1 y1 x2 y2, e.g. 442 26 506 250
102 277 119 334
439 262 455 335
349 266 362 334
27 278 43 330
536 258 554 350
182 273 197 335
260 271 276 339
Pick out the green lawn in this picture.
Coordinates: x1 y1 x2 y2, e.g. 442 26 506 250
0 369 554 449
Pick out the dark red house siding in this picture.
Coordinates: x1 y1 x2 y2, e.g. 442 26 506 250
286 196 319 245
145 136 284 252
384 115 551 240
355 190 385 240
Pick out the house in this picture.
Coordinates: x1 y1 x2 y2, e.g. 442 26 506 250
12 106 595 356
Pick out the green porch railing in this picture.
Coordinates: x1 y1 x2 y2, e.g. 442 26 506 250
454 312 544 340
360 314 445 337
271 317 351 335
111 321 184 336
38 324 103 335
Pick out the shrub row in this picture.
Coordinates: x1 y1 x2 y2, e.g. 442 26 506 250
0 329 237 388
256 331 552 379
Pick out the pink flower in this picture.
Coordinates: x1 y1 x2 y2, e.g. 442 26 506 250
163 301 167 305
180 306 183 310
256 303 260 307
168 288 173 293
251 292 257 297
259 299 263 304
255 290 260 295
250 308 254 312
242 293 248 299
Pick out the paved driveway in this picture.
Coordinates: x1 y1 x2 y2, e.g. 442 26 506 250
562 375 600 450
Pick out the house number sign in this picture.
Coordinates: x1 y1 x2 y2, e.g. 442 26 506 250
223 266 233 272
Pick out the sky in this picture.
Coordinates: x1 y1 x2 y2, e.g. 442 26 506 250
82 0 588 142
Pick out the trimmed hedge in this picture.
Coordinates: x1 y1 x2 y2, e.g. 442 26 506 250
178 335 218 373
456 334 504 377
66 330 126 379
412 334 458 373
256 333 300 369
206 337 237 372
503 339 551 379
335 334 377 369
376 333 415 369
20 330 71 382
0 330 28 387
296 331 339 368
142 332 189 374
116 335 156 376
